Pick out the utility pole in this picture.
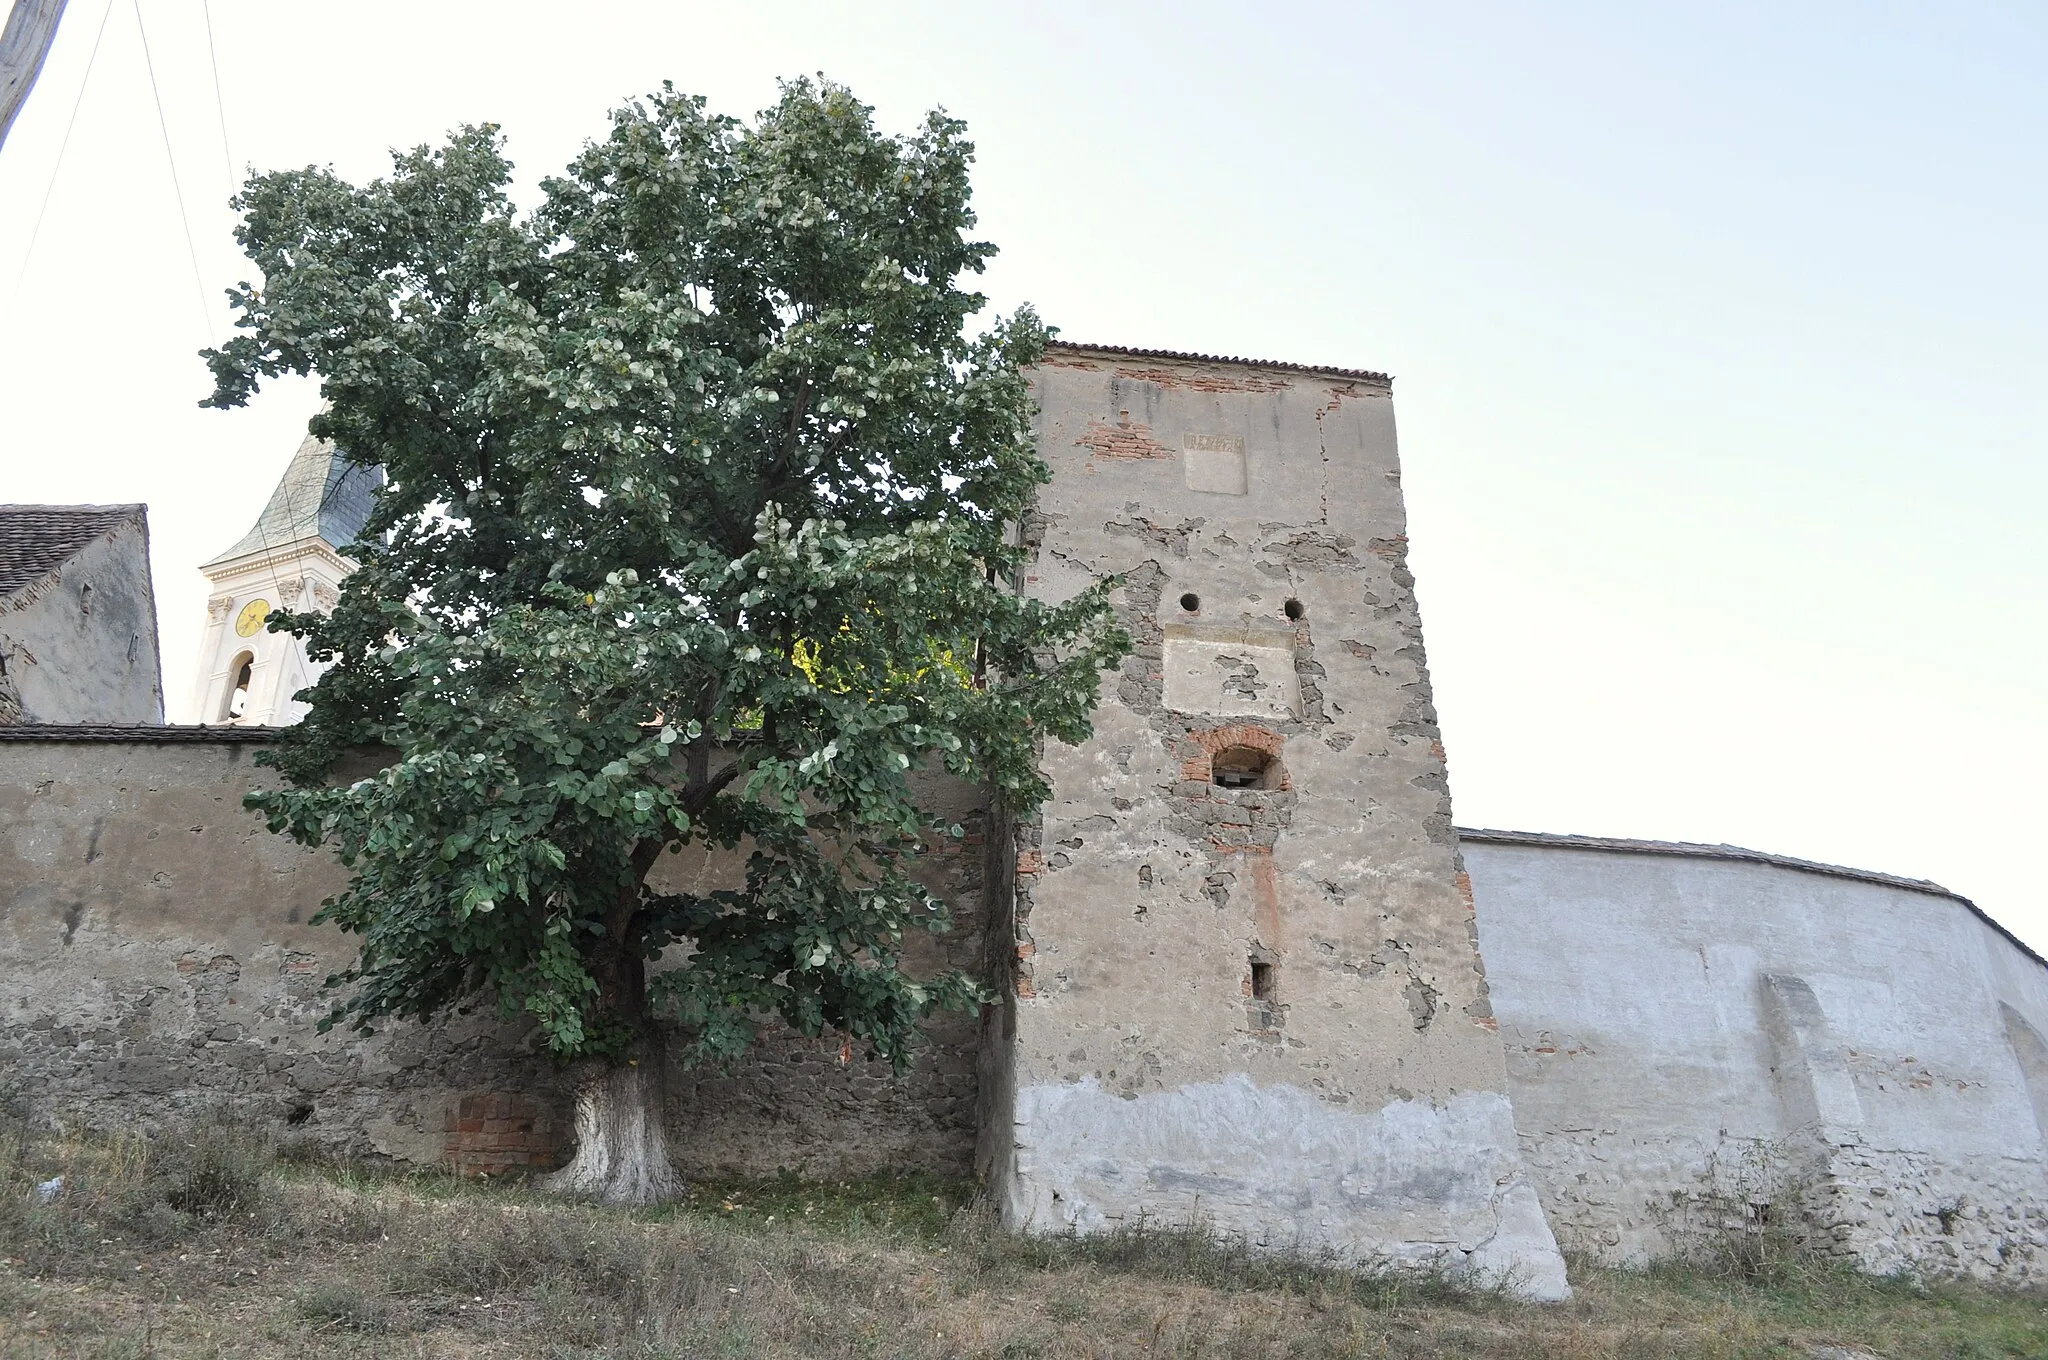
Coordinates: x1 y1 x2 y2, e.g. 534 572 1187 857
0 0 67 156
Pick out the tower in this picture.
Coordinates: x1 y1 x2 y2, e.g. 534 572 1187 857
981 344 1569 1296
187 431 380 726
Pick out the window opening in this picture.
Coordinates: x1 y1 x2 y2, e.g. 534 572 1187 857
1211 745 1280 790
1250 958 1276 1002
1179 592 1200 613
222 652 255 721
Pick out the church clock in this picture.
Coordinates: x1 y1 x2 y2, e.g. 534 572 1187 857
234 598 272 638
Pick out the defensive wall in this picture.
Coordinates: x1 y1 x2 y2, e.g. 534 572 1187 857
1467 829 2048 1282
8 733 2048 1284
0 728 988 1180
10 343 2046 1291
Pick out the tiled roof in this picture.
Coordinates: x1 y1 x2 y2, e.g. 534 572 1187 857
1456 826 2045 973
1047 341 1393 385
205 431 383 568
0 504 146 597
0 723 280 742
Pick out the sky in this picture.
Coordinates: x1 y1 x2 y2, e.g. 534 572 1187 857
1 2 2042 946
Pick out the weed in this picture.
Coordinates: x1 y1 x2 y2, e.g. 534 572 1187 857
0 1123 2043 1359
293 1282 393 1333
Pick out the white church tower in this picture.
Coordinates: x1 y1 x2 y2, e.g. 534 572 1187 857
187 431 380 726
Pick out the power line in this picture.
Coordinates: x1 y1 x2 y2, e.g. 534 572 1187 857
9 0 114 304
198 0 229 189
129 0 211 342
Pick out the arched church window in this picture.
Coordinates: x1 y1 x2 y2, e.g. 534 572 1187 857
222 652 255 721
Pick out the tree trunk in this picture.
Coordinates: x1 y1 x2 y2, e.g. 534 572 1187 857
541 1037 683 1205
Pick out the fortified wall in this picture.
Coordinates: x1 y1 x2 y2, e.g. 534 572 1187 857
1467 830 2048 1283
0 729 988 1180
0 344 1573 1297
9 342 2048 1291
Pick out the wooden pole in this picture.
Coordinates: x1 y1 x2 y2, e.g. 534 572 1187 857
0 0 68 157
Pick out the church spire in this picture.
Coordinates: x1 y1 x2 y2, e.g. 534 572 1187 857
184 431 381 725
204 430 381 569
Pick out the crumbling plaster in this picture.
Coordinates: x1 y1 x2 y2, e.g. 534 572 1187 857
1 515 163 725
0 735 988 1178
984 348 1568 1297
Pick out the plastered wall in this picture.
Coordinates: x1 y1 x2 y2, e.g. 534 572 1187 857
1465 831 2048 1282
0 734 988 1178
1 516 163 725
983 347 1568 1297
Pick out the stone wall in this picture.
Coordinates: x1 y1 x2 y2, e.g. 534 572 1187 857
982 345 1569 1298
1464 829 2048 1282
0 731 990 1179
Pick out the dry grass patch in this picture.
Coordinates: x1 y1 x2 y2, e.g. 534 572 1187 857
0 1122 2044 1357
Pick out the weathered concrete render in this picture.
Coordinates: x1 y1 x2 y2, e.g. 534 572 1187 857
985 346 1569 1297
0 733 988 1179
0 505 163 725
1466 829 2048 1282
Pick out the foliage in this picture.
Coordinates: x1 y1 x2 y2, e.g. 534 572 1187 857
200 79 1128 1068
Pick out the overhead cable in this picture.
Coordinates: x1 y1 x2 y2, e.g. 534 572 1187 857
8 0 112 303
129 0 211 341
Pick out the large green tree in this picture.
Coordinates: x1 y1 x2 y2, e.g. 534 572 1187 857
204 81 1126 1202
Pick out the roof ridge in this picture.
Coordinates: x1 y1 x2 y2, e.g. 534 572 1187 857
0 723 281 742
1046 340 1393 385
0 504 148 598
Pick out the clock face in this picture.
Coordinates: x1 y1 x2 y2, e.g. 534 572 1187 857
234 598 272 638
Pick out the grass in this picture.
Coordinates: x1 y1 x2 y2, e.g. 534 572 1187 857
0 1123 2044 1357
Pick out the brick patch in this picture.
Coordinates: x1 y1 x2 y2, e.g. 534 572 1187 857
444 1092 557 1174
1178 724 1290 790
1076 415 1172 460
1114 366 1291 394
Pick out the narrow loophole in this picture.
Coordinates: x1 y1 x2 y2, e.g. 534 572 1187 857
1251 959 1276 1002
1180 592 1200 612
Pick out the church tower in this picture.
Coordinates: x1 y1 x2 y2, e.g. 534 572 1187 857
186 431 380 726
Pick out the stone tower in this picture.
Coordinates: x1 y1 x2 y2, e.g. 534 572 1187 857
187 432 380 726
979 344 1569 1297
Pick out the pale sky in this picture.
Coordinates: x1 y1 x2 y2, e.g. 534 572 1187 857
2 2 2042 947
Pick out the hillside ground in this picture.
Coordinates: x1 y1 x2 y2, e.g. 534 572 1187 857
1 1124 2044 1358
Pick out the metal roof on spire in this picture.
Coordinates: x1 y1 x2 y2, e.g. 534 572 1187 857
204 431 382 568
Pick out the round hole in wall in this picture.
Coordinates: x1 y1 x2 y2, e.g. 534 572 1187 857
1283 598 1305 621
1179 593 1200 612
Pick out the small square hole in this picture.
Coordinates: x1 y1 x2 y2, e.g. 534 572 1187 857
1250 959 1276 1002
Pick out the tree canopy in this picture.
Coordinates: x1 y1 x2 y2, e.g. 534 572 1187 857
204 80 1127 1081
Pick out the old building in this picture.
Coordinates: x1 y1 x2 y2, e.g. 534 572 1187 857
0 503 162 725
185 430 380 727
4 340 2046 1291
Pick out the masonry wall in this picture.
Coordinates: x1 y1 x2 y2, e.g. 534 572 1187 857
1 517 164 725
0 734 988 1178
1465 831 2048 1282
984 347 1568 1297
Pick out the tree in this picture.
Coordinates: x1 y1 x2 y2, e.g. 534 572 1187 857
202 80 1129 1203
